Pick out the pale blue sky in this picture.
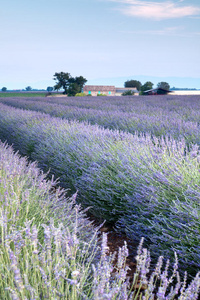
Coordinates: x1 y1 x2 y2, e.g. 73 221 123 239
1 0 200 89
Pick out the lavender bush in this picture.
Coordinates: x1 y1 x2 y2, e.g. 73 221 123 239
0 103 200 275
1 95 200 145
0 141 97 298
0 141 199 299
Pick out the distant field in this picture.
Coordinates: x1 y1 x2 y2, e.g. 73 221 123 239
0 92 61 97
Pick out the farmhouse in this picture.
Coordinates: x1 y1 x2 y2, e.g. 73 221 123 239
83 85 139 96
83 85 116 96
143 88 172 95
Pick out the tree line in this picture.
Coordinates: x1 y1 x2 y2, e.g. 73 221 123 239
124 79 170 95
1 73 170 96
52 73 170 96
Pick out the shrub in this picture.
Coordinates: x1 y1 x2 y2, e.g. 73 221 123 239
97 93 107 96
0 141 98 299
75 92 87 97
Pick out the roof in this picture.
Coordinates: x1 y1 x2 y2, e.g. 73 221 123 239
116 87 138 93
143 88 172 93
84 85 116 92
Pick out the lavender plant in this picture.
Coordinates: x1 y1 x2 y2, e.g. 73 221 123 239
1 95 200 145
0 103 200 276
0 141 200 299
0 141 98 299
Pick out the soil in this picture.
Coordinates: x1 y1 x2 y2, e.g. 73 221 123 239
87 212 139 282
100 225 138 283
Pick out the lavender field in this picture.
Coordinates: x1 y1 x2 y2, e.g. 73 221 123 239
0 96 200 283
1 95 200 145
1 141 199 299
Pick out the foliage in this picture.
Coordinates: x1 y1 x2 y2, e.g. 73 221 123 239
47 86 53 92
0 102 200 275
124 79 142 91
0 142 200 299
25 86 32 91
157 81 170 90
1 87 7 92
122 90 135 96
75 92 87 97
53 72 70 93
68 82 82 97
140 81 154 94
53 72 87 96
97 93 107 96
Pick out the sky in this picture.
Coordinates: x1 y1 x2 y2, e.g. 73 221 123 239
1 0 200 89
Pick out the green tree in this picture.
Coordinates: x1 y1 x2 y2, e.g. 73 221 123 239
25 86 32 91
47 86 53 92
73 76 88 88
1 87 7 92
67 82 81 97
124 80 142 91
157 82 170 90
53 72 87 96
53 72 71 94
140 81 154 94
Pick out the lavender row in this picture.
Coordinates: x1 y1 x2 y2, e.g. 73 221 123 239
1 95 200 145
0 103 200 275
2 142 200 299
0 141 98 298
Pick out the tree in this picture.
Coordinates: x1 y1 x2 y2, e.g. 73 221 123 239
53 72 87 96
67 82 81 96
47 86 53 92
157 82 170 91
68 76 87 96
73 76 88 88
1 87 7 92
25 86 32 91
140 81 154 94
124 80 142 91
53 72 71 94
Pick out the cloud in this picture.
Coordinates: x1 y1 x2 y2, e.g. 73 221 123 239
110 0 200 20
